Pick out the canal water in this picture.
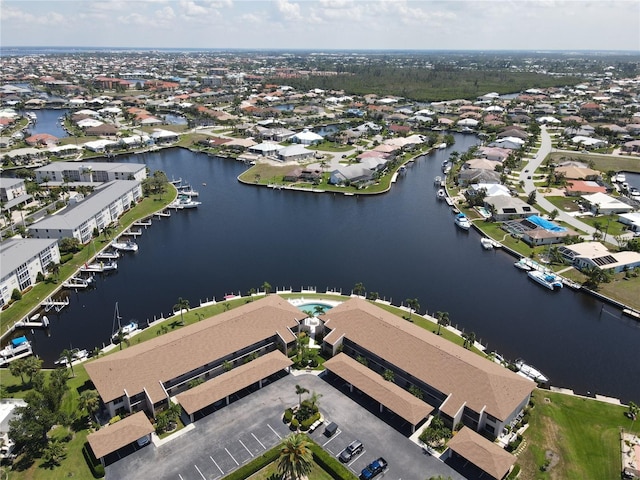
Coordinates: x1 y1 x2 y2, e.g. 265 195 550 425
14 112 640 403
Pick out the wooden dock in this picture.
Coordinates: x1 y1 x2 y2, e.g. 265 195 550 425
43 296 69 313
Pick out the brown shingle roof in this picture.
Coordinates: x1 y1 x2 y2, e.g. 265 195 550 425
177 351 293 415
447 426 516 479
322 298 534 421
324 353 434 425
85 295 301 404
87 411 154 459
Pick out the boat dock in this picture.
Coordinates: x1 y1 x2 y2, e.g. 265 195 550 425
42 296 70 313
62 275 94 289
121 228 143 237
0 346 33 367
134 218 152 227
154 210 171 218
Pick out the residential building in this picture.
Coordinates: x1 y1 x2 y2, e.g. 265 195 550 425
28 180 142 243
0 238 60 307
484 196 538 221
559 242 640 273
0 177 31 210
34 161 147 184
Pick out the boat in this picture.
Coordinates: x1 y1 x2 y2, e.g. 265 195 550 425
54 348 89 366
436 142 447 149
454 213 471 230
172 194 202 209
514 259 532 270
178 185 199 197
111 302 139 342
434 176 442 185
111 240 139 252
80 260 118 272
615 172 626 183
443 164 452 174
527 270 563 290
436 189 446 200
480 237 495 250
0 336 32 360
97 249 120 259
515 359 549 383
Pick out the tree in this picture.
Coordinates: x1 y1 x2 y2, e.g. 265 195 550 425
41 439 66 468
78 389 100 421
295 384 309 409
9 358 27 385
277 433 313 480
353 282 365 296
23 356 43 385
308 391 322 412
409 385 423 400
627 401 638 421
262 281 272 295
527 190 537 205
582 265 611 289
405 298 420 320
173 297 190 326
383 369 395 382
435 311 450 336
60 348 76 377
549 209 559 221
462 331 477 349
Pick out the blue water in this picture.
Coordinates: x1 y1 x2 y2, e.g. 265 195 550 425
25 109 69 139
16 131 640 403
296 303 334 314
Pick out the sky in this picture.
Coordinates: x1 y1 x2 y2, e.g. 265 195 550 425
1 0 639 52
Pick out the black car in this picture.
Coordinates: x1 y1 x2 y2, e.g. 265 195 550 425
339 440 364 462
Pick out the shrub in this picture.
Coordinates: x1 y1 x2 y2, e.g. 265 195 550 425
222 447 280 480
506 464 521 479
300 412 321 431
108 415 121 425
11 289 22 301
82 443 105 478
308 440 357 479
290 417 299 431
60 253 74 264
283 408 293 423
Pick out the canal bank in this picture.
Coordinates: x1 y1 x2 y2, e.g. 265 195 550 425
4 136 640 403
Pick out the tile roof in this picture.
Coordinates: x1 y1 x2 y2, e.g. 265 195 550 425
447 426 516 479
87 411 154 459
322 298 534 421
85 295 301 404
324 353 434 425
177 351 293 415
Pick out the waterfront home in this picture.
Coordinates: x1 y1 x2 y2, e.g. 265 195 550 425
564 180 607 197
28 180 142 244
446 427 516 480
0 177 30 210
83 139 118 153
458 169 501 187
329 164 375 186
581 192 634 215
248 141 283 157
483 196 538 221
618 212 640 233
560 241 640 273
150 129 179 145
0 238 61 308
277 144 314 162
290 128 323 145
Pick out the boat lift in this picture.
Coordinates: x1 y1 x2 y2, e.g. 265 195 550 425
43 296 70 313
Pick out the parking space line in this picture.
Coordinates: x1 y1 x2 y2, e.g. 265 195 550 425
252 432 266 450
210 456 224 475
194 464 206 480
239 439 254 457
225 448 239 466
267 424 282 439
348 449 366 466
322 429 341 447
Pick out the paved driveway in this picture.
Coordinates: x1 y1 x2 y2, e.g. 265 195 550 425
106 373 465 480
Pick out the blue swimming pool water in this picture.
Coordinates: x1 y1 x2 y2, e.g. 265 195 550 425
296 303 334 314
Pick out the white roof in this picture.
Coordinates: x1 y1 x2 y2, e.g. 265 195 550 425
292 129 323 142
77 118 104 128
581 192 632 209
458 118 479 126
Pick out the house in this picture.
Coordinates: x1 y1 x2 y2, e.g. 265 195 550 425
151 129 179 145
484 196 538 221
555 165 600 180
277 144 314 162
0 238 61 307
559 242 640 273
290 129 323 145
248 142 284 157
25 133 59 147
283 168 322 182
458 169 501 187
329 165 374 185
516 215 577 247
581 192 634 215
564 180 607 196
618 213 640 233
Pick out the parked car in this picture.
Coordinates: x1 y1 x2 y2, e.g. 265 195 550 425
324 422 338 437
360 457 387 479
339 440 363 462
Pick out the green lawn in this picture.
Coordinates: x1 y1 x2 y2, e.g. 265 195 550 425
519 390 640 480
548 152 640 174
247 462 334 480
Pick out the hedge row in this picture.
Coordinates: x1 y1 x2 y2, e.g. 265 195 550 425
222 445 281 480
300 412 321 431
82 443 105 478
307 439 358 480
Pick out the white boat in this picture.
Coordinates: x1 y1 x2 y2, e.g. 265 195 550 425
615 172 626 183
443 164 452 174
527 270 563 290
434 176 442 185
54 348 89 365
436 142 447 149
515 359 549 383
454 213 471 230
80 260 118 272
112 240 139 252
173 195 202 209
97 249 120 259
436 189 446 200
480 237 494 250
178 186 199 197
0 336 32 359
111 302 139 342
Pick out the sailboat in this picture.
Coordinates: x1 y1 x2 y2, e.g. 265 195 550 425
111 302 138 343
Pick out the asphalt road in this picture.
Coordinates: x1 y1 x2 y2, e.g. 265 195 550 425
105 373 464 480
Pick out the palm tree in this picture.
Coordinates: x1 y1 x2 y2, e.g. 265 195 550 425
308 391 322 412
295 384 309 409
78 389 100 421
462 331 477 349
277 433 313 480
435 311 450 336
353 282 365 296
405 298 420 320
173 297 190 326
60 348 76 377
262 281 272 295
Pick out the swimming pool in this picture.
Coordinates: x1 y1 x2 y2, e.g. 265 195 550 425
295 302 334 314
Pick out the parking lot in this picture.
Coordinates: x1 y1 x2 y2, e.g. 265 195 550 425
105 373 465 480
